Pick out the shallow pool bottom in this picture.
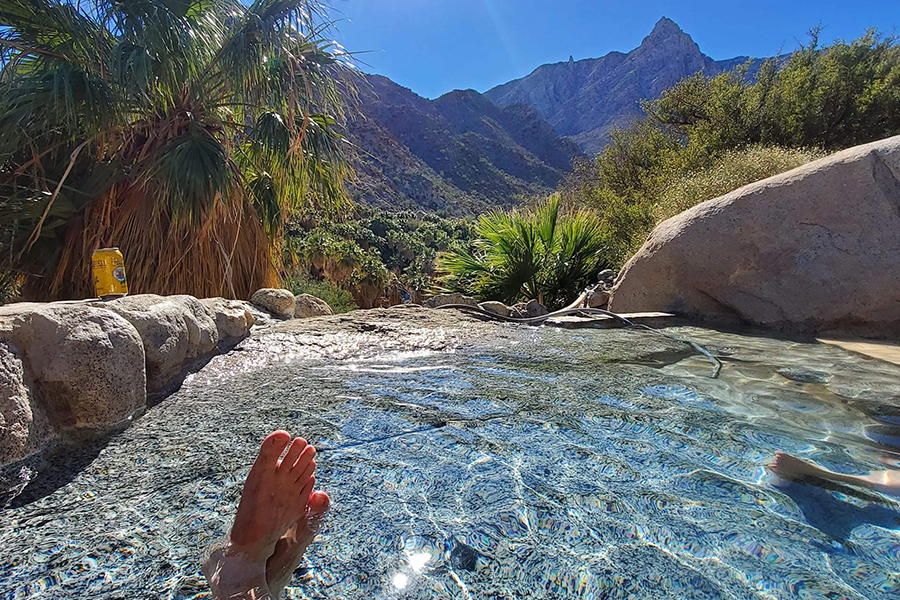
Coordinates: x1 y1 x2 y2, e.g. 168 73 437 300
2 323 900 599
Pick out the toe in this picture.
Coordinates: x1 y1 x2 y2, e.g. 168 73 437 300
253 431 291 470
279 438 307 472
295 460 316 489
298 476 315 508
309 490 331 515
291 445 317 479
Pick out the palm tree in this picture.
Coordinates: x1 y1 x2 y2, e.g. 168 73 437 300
438 195 611 309
0 0 352 300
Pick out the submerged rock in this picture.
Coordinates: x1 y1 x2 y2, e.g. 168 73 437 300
479 301 511 317
251 288 295 319
449 538 481 572
97 295 218 393
294 294 333 319
423 293 478 309
610 135 900 338
777 367 832 384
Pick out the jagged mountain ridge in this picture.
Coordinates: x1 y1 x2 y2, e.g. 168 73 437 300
345 74 582 215
484 17 764 154
346 17 770 213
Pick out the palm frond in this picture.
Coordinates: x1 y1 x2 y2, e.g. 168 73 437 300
0 0 353 300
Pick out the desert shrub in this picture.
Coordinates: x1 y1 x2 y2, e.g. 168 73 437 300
284 208 474 307
649 28 900 153
654 145 828 223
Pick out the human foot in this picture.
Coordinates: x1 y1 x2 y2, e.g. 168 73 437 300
229 431 318 553
768 452 825 480
266 490 331 597
203 431 318 599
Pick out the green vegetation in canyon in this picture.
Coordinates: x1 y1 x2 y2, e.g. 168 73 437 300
284 208 474 308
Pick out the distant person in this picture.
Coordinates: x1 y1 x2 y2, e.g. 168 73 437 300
769 451 900 497
203 431 330 599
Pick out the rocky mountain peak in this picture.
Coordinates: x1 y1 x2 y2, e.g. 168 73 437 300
485 17 766 154
647 16 685 40
639 16 699 55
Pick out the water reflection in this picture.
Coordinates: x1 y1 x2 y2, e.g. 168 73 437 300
2 326 900 599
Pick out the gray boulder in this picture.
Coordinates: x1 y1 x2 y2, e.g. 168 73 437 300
251 288 296 319
0 341 53 466
609 135 900 337
479 301 511 317
0 304 146 432
597 269 616 284
294 294 333 319
98 295 218 392
423 293 479 309
512 299 549 318
585 286 610 308
200 298 255 342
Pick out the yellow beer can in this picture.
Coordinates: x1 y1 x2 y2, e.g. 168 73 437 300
92 247 129 298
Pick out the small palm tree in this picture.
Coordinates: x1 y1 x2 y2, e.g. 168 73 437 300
0 0 352 300
438 195 610 309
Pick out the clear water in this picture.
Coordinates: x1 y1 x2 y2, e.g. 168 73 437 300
2 324 900 599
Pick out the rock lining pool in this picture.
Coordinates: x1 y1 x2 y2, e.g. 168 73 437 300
2 309 899 599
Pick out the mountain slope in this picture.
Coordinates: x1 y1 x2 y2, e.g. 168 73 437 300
484 17 763 154
345 75 582 215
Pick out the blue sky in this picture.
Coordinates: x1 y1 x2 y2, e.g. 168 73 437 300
329 0 900 99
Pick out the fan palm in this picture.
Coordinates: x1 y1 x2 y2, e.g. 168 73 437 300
0 0 352 300
438 195 611 309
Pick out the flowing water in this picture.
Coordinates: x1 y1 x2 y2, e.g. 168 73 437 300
2 320 900 599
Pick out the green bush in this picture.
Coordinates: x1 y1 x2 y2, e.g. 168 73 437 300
654 145 827 223
284 207 475 304
438 195 611 309
648 28 900 153
287 276 359 314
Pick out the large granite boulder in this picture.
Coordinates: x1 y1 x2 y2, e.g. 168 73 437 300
0 304 146 434
610 135 900 337
200 298 255 343
423 293 478 309
0 341 53 466
294 294 333 319
251 288 295 319
97 295 218 392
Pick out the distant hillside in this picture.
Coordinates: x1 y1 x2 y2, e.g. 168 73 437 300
345 75 582 215
484 17 766 154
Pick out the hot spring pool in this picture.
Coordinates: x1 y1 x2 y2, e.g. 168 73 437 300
2 316 899 599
